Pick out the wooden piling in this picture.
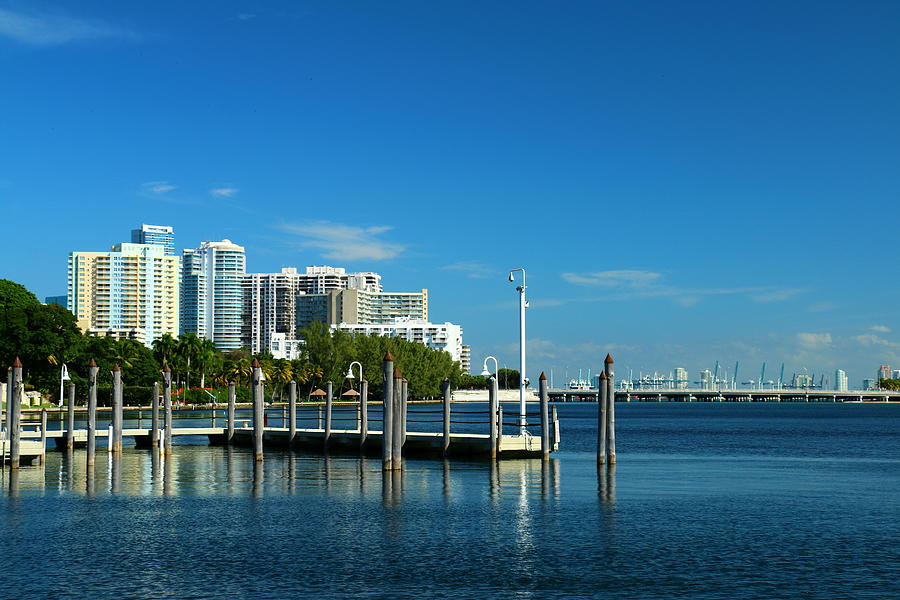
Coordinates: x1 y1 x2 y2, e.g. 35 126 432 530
381 352 394 471
252 359 264 462
324 380 333 449
87 359 98 467
227 382 236 444
163 364 173 456
488 376 498 460
288 380 297 447
539 371 550 461
39 408 47 464
605 353 616 464
151 381 160 448
359 379 368 451
441 378 451 456
598 371 608 464
401 378 408 446
391 367 403 469
111 365 123 454
8 358 22 468
66 381 76 451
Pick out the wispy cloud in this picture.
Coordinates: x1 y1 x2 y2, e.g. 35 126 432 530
561 269 803 307
441 261 493 279
796 332 832 350
0 8 136 46
808 302 838 312
210 187 239 198
141 181 177 194
236 13 256 21
852 333 899 348
561 270 661 287
278 221 404 261
871 325 891 333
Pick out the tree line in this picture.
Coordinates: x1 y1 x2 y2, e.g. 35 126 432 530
1 279 511 403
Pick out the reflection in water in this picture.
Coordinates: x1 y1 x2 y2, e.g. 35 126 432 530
598 462 616 506
252 460 264 498
163 455 174 496
442 460 451 501
110 455 121 494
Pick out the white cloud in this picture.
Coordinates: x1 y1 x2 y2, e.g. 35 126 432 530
796 332 832 350
871 325 891 333
750 289 804 303
0 8 136 46
561 270 661 287
210 187 239 197
141 181 176 194
441 261 493 279
808 302 838 312
278 221 404 261
852 334 898 348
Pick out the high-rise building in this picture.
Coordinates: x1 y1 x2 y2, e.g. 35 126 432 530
44 295 67 307
295 288 428 329
334 319 464 365
296 265 382 294
241 268 306 354
835 369 849 391
792 373 813 389
68 243 179 346
699 369 714 390
460 345 471 375
877 365 892 381
181 239 246 350
131 224 175 256
673 367 689 389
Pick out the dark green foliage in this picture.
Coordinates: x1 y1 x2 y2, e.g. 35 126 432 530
879 378 900 390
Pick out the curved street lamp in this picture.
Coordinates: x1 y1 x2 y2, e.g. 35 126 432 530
508 268 528 432
481 355 499 379
346 361 363 383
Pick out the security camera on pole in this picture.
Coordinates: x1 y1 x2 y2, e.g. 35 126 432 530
508 268 529 433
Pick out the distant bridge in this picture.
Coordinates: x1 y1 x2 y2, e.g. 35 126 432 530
549 388 900 403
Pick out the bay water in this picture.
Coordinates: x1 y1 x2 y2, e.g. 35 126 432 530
2 402 898 599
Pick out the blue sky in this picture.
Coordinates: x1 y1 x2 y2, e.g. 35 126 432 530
1 1 898 387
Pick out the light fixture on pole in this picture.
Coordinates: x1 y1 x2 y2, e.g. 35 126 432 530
59 363 70 408
508 268 528 432
346 361 363 383
481 355 499 379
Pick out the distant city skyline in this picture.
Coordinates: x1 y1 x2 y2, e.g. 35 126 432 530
2 2 898 383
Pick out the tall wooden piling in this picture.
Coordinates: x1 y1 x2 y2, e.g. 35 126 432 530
391 367 403 469
441 378 451 456
288 380 297 447
605 353 616 464
488 376 498 460
111 365 123 454
227 382 236 444
252 358 264 462
8 358 22 469
598 372 608 464
151 382 160 448
324 380 333 449
39 409 47 464
359 380 368 451
163 364 173 456
87 358 98 467
539 372 550 461
381 352 394 471
401 378 408 446
66 381 76 451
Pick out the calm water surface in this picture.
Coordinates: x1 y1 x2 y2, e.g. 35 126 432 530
3 402 899 599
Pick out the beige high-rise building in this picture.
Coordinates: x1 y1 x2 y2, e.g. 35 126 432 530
67 243 179 346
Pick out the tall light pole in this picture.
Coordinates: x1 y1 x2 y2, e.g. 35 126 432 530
508 268 528 431
481 356 499 379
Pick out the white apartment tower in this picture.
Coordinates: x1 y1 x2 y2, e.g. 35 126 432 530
242 268 305 354
835 369 849 391
181 239 246 350
131 224 176 256
67 243 179 346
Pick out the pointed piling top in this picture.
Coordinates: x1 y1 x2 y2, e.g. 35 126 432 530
88 358 97 368
384 351 394 362
12 356 22 368
539 371 547 381
604 353 614 364
112 364 121 372
443 377 450 382
394 366 402 379
600 372 608 380
162 362 170 372
251 358 260 368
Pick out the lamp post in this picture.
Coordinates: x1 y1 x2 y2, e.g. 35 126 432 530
480 356 499 379
59 363 70 408
346 361 363 385
508 268 528 432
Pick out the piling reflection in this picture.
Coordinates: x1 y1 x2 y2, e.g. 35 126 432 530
110 454 121 494
598 462 616 506
252 460 264 498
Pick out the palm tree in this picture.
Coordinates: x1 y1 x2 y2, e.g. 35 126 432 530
152 334 178 368
176 333 203 389
195 338 219 388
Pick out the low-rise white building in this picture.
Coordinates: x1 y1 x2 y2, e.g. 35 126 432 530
333 319 464 365
268 333 305 360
